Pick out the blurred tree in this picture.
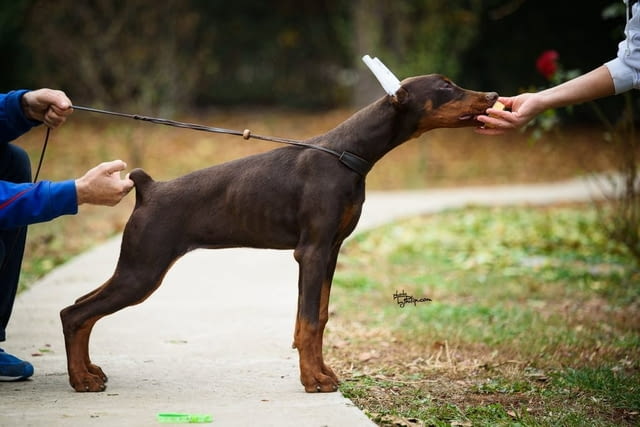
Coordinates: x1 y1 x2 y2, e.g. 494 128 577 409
0 0 33 90
352 0 482 106
23 0 212 115
190 0 353 108
0 0 625 115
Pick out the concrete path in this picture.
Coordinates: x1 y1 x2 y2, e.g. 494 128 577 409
0 177 605 426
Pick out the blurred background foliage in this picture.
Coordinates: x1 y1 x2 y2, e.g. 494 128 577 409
0 0 631 119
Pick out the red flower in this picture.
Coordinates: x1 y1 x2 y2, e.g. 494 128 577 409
536 50 559 80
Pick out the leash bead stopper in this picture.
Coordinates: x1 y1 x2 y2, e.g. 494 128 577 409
243 129 251 139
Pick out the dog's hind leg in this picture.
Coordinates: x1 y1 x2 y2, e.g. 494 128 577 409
60 308 105 391
60 243 180 392
293 243 340 392
74 283 107 305
60 292 108 392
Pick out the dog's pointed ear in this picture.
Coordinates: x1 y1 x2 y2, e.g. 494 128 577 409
391 87 409 106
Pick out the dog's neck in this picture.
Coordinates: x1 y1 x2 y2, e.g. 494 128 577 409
310 96 422 167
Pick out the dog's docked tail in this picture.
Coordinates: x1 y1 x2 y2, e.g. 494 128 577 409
129 168 154 206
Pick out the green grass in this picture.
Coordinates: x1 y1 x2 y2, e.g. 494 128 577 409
330 204 639 426
552 367 640 411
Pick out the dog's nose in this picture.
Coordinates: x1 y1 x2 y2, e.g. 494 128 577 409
486 92 499 103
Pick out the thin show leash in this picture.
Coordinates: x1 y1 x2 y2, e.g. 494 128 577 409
69 105 372 177
18 105 370 267
33 127 50 183
15 105 370 270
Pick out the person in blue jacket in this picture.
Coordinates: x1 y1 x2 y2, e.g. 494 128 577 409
0 88 134 381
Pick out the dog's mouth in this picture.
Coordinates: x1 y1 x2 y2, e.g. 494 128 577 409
458 114 477 121
458 93 499 122
459 105 495 122
458 111 487 122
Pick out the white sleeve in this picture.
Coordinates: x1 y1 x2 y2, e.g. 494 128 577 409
605 2 640 93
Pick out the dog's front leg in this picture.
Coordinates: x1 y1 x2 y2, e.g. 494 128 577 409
293 244 339 393
319 245 342 384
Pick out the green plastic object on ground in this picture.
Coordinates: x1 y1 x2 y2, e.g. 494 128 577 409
156 413 213 423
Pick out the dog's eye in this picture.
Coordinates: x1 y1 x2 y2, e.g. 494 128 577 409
440 80 454 90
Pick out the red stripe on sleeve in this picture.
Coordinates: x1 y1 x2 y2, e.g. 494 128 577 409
0 188 31 210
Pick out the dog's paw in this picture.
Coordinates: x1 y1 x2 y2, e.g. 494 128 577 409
321 363 339 384
70 373 107 392
87 363 108 383
303 378 339 393
301 370 339 393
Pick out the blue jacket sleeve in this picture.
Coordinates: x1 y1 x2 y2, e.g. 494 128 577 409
0 90 41 144
0 180 78 230
0 90 78 228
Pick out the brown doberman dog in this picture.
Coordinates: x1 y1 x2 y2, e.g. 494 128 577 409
60 74 498 392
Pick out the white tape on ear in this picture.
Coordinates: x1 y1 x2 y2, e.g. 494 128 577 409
372 57 401 92
362 55 401 96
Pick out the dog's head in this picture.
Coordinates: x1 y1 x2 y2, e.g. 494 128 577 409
391 75 498 137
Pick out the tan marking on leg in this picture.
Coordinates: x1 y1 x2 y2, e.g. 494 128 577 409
296 301 338 392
